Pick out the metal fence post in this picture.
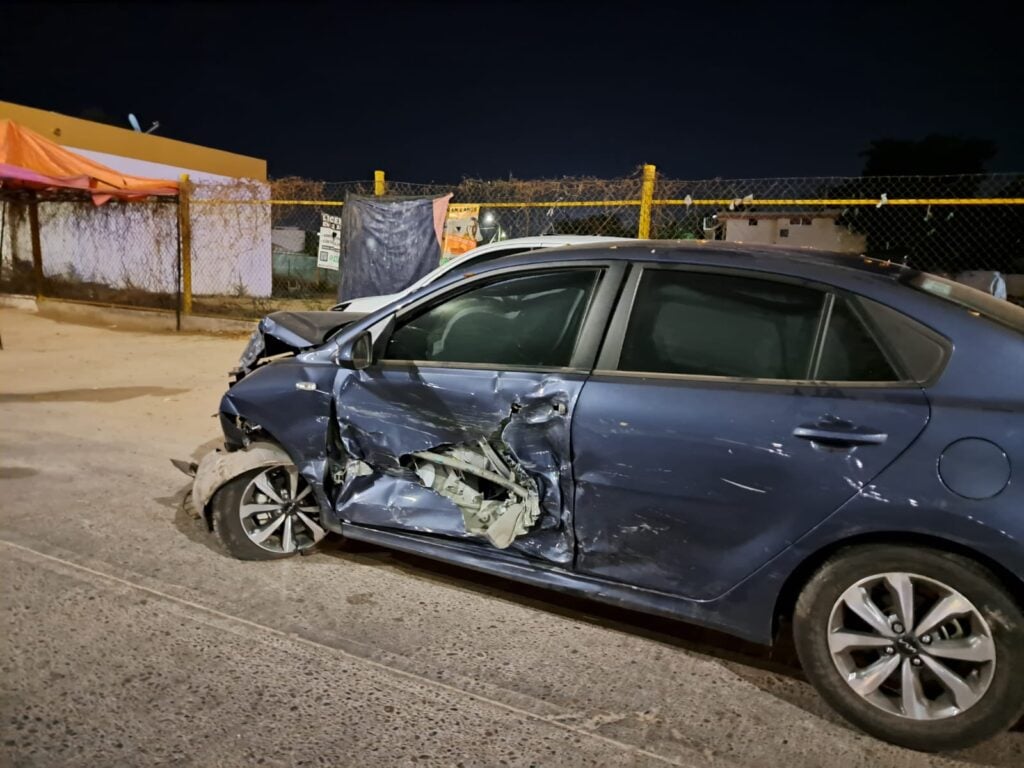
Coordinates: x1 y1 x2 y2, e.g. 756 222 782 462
28 200 43 299
374 170 386 196
178 174 193 314
637 163 656 239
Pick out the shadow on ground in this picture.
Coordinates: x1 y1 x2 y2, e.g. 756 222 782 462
314 538 1024 764
167 471 1024 766
0 386 189 403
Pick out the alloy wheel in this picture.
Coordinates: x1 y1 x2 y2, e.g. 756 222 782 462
238 465 326 554
827 572 995 720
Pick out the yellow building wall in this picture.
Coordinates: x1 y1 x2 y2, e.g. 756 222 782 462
0 100 266 181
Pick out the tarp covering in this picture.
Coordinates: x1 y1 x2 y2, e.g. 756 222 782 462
337 193 452 301
0 119 178 204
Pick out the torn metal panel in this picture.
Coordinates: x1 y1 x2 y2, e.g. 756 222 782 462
329 366 583 563
409 441 541 548
335 467 472 538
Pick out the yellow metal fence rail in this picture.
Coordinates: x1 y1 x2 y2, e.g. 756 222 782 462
147 166 1024 318
189 196 1024 208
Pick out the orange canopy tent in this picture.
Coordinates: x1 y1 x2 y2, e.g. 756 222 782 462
0 119 178 204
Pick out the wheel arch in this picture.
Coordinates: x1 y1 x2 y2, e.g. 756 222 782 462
772 531 1024 639
192 440 294 529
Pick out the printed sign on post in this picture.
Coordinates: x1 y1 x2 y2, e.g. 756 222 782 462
441 203 481 262
317 212 343 271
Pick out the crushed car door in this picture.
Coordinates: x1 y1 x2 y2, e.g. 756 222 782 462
329 264 620 566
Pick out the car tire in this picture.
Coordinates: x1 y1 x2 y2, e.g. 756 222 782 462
210 464 328 561
793 544 1024 751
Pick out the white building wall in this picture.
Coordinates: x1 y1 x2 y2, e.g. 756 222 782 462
272 227 306 252
780 217 866 252
724 216 866 253
1 151 271 297
190 180 272 297
66 147 235 184
722 217 778 245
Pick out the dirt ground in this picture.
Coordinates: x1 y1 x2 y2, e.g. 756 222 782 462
0 307 1021 768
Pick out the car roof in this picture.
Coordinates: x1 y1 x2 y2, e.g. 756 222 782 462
456 239 910 281
466 235 629 254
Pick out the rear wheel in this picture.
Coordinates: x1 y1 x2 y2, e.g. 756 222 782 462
793 545 1024 751
210 464 327 560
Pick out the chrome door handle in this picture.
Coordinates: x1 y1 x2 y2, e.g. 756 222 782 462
793 424 888 446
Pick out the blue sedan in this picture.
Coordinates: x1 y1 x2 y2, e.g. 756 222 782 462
186 241 1024 751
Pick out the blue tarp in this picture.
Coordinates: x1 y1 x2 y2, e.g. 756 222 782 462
337 194 444 302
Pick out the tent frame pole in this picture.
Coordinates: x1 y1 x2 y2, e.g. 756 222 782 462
28 198 43 299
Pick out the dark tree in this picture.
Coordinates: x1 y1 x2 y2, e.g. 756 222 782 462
861 135 997 178
832 136 1021 273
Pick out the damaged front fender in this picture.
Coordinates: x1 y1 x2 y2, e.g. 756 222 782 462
189 442 294 519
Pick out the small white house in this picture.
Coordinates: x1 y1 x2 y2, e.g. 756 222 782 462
716 211 866 253
272 227 307 253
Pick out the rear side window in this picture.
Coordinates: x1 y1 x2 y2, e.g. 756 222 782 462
815 298 899 382
618 270 824 379
855 296 949 383
385 269 599 367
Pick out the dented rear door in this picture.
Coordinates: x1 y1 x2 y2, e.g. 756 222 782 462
571 265 930 599
329 264 622 565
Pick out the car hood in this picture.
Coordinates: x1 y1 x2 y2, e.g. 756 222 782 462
235 310 367 373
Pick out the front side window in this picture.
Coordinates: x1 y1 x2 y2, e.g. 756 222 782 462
618 270 825 379
385 269 600 367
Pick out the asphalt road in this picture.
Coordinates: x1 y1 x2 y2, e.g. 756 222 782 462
1 307 1021 767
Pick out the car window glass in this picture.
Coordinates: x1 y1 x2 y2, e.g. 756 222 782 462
618 270 824 379
414 247 540 293
385 270 600 367
816 299 899 381
462 246 536 268
854 296 948 383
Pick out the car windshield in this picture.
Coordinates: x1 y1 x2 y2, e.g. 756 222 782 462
906 273 1024 334
406 246 539 294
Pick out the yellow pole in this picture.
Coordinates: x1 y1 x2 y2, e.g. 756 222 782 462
637 163 656 239
374 169 386 196
178 174 193 314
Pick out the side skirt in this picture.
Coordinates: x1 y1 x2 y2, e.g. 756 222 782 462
339 523 767 644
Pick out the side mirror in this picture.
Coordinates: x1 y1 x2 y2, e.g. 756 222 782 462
335 331 373 370
334 313 395 370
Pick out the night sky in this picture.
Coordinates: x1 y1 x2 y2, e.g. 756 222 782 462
1 1 1020 182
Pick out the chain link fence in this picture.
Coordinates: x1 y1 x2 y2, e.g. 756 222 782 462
651 173 1024 275
0 190 180 309
3 169 1022 321
390 175 645 240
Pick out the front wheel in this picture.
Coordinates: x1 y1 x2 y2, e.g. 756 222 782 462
210 464 328 560
793 545 1024 751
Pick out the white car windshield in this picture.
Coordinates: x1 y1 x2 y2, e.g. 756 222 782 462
405 245 539 294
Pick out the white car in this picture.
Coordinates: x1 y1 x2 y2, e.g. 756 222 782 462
333 235 628 314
